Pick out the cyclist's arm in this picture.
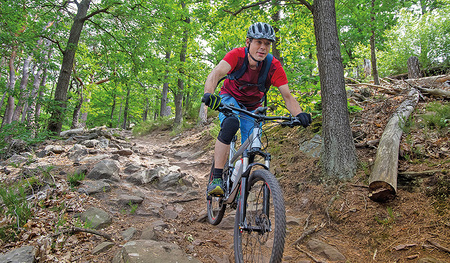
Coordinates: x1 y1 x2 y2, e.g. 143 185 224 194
278 84 302 116
204 60 232 94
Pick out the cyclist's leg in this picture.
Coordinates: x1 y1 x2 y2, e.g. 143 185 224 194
208 95 240 195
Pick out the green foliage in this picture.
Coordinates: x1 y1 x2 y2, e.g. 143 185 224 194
419 101 450 132
0 122 52 157
67 170 86 188
375 206 396 226
0 184 33 241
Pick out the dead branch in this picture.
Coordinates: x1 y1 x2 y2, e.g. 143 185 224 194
347 83 401 95
355 139 380 148
427 240 450 254
169 197 200 204
417 86 450 99
223 0 270 16
291 223 325 246
54 227 114 242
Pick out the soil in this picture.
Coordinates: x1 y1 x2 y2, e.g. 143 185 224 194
0 80 449 263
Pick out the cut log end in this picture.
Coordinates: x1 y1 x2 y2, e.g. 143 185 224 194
369 181 396 202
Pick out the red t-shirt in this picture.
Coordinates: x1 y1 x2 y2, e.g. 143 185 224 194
220 47 288 110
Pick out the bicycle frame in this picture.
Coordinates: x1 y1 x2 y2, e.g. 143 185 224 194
219 103 298 205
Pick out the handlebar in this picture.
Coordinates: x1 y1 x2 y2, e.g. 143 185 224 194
216 103 302 128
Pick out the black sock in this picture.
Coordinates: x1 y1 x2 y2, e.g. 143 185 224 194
213 168 223 179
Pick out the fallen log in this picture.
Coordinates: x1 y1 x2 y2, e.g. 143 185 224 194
417 86 450 99
368 88 420 202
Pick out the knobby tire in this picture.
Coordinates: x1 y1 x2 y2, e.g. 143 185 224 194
234 169 286 263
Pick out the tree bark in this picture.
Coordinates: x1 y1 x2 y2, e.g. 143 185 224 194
368 88 420 202
2 49 18 126
12 55 32 122
407 56 421 79
48 0 91 134
174 2 190 127
313 0 357 180
122 85 130 129
370 0 380 85
160 50 171 117
417 86 450 99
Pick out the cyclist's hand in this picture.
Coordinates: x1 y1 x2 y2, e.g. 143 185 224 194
296 112 312 128
202 93 221 110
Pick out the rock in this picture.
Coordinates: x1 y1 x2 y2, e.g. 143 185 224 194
44 145 64 154
112 149 133 156
86 159 119 181
7 154 28 166
157 172 183 190
126 167 166 186
78 180 111 195
299 134 322 158
92 241 115 254
118 194 144 206
0 246 36 263
124 164 142 175
79 207 112 229
306 238 346 261
112 240 201 263
81 139 100 148
121 227 137 241
60 128 84 137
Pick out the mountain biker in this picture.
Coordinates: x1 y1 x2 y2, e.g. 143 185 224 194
202 22 312 196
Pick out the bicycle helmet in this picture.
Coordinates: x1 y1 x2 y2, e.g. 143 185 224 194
247 22 276 42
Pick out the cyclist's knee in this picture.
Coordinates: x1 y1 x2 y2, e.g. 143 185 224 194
217 116 239 145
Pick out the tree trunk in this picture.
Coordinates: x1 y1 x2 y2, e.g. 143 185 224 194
122 85 130 129
28 40 52 127
271 2 283 65
71 80 82 129
407 56 421 79
12 55 32 122
2 49 18 126
110 91 116 126
174 3 189 127
313 0 357 180
370 0 380 85
198 104 207 125
48 0 91 134
80 92 90 127
160 50 171 117
369 88 420 202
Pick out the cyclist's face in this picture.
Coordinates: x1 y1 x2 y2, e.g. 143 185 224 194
246 38 272 62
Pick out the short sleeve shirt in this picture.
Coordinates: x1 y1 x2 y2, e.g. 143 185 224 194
220 47 288 110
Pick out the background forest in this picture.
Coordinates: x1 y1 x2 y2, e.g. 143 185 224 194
0 0 449 152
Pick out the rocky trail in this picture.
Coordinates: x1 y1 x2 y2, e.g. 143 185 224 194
0 76 450 262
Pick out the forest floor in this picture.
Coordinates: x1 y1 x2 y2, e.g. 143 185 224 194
0 76 449 262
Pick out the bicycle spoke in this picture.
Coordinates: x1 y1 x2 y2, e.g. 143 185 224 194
234 169 286 263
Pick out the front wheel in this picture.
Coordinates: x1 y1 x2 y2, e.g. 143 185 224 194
234 169 286 263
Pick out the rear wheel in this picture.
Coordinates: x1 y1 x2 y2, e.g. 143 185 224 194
234 169 286 263
206 161 226 225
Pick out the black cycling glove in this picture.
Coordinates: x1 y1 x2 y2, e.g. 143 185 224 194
202 93 221 110
296 112 312 128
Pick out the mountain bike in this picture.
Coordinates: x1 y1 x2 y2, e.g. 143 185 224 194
205 103 302 263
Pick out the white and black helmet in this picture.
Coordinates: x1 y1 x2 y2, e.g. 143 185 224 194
247 22 276 42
